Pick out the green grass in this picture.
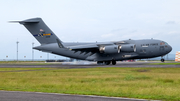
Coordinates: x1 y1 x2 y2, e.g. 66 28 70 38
149 62 180 65
0 67 180 101
0 61 59 65
0 61 43 63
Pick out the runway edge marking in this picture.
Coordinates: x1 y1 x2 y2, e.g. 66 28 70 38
0 90 160 101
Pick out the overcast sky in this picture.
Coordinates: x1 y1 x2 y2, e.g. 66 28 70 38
1 0 180 60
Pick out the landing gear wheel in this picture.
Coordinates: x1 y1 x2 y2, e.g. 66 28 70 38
161 59 165 62
97 61 103 65
112 60 116 65
105 61 111 65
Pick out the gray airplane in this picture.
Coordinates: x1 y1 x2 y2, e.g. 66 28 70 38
13 18 172 65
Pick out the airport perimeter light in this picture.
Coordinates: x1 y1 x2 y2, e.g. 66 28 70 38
16 41 19 61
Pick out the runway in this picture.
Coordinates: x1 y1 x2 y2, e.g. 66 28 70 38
0 91 157 101
0 62 179 68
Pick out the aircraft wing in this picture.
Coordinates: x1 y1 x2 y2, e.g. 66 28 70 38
68 44 99 50
67 42 125 55
68 41 127 50
67 41 135 55
68 42 116 50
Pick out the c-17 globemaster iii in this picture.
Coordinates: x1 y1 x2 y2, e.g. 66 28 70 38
12 18 172 65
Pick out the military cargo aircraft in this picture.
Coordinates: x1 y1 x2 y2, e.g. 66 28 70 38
12 18 172 65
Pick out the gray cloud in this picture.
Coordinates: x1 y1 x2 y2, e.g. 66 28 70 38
129 30 138 33
110 28 126 32
166 21 176 25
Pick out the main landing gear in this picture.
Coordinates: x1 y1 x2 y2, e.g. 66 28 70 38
105 61 111 65
97 60 116 65
112 60 116 65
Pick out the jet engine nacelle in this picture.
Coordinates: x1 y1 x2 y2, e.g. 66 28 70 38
99 44 136 54
99 45 120 54
120 44 136 52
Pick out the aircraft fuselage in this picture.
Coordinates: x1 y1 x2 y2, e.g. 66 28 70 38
34 39 172 61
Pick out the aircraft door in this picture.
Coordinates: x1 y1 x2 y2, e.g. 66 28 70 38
159 46 165 51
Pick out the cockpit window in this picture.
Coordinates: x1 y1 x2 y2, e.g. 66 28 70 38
160 42 165 45
160 42 168 45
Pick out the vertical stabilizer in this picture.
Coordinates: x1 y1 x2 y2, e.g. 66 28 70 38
19 18 61 45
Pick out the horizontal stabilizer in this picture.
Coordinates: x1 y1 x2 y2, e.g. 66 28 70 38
9 18 40 24
19 18 39 24
9 21 21 23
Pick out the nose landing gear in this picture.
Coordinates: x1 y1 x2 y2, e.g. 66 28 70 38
161 56 165 62
161 58 165 62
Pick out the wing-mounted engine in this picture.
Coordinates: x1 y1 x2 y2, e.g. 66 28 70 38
120 44 136 52
99 45 120 54
99 44 136 54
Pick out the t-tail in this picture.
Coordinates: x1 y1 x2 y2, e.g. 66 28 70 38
15 18 63 46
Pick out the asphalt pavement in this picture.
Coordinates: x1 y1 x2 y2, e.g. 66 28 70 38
0 91 157 101
0 61 179 68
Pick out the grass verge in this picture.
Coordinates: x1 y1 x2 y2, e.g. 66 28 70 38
0 61 59 65
0 67 180 101
149 62 180 65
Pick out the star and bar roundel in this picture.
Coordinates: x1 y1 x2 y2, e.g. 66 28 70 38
33 29 53 37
